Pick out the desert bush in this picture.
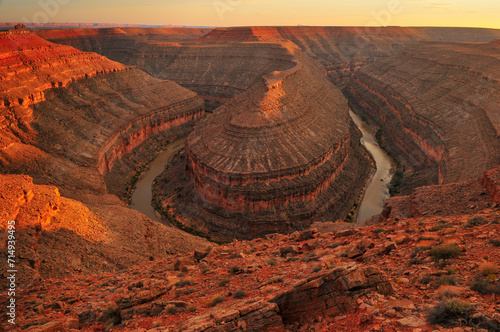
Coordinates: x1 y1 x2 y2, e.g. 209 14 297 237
430 244 461 261
312 266 322 273
218 279 230 287
175 279 193 288
470 276 500 295
98 306 121 326
467 215 487 227
438 275 459 286
478 262 499 276
429 224 453 232
418 274 432 285
233 290 246 299
427 299 474 327
490 239 500 247
208 295 224 307
229 266 242 274
434 285 464 300
187 305 197 312
267 258 277 266
166 305 177 315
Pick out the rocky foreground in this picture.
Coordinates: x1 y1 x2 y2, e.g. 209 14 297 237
7 198 499 331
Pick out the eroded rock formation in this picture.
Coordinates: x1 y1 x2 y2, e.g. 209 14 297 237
153 41 370 240
0 31 210 278
346 40 500 192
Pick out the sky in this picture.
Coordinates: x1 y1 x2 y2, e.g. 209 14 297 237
0 0 499 29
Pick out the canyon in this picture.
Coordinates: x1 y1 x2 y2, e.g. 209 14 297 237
0 25 499 331
0 30 211 282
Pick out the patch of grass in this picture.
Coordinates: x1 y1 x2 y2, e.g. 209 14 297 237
229 266 242 274
208 295 224 307
427 299 474 327
267 258 277 266
233 290 246 299
175 279 193 288
98 306 121 326
490 239 500 247
470 277 500 295
418 274 432 285
478 262 499 276
437 275 459 286
429 224 453 232
218 279 230 287
430 244 461 261
466 215 488 227
389 164 404 196
166 305 177 315
410 246 430 259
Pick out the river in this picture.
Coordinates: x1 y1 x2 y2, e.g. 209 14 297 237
129 113 393 225
129 140 185 222
349 110 395 222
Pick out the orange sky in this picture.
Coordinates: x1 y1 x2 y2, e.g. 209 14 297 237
1 0 499 29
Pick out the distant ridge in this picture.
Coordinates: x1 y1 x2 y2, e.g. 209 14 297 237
0 22 215 30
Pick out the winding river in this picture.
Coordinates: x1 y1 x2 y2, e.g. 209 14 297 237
129 140 185 223
129 112 394 225
349 110 396 222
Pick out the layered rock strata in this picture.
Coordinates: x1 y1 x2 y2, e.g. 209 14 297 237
382 167 500 220
43 26 500 92
155 45 370 240
346 40 500 192
0 31 210 278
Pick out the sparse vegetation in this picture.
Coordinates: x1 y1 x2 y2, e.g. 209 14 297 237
208 295 224 307
490 239 500 247
437 275 459 286
312 266 322 273
466 215 488 227
429 223 453 232
166 305 178 315
218 279 230 287
267 258 277 266
187 305 197 312
478 262 499 276
229 266 242 274
470 276 500 295
427 299 474 327
430 244 461 261
175 279 193 288
98 306 121 326
233 290 246 299
418 274 432 284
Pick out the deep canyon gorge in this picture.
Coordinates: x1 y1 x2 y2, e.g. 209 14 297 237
0 25 499 331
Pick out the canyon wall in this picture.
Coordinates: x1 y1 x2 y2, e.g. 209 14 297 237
41 26 500 88
346 40 500 192
0 31 211 280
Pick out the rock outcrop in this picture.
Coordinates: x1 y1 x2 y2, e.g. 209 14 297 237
383 167 500 220
0 31 210 278
154 43 370 240
10 201 499 331
271 265 393 324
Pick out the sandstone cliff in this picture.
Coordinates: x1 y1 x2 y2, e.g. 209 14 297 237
346 40 500 192
0 31 210 279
